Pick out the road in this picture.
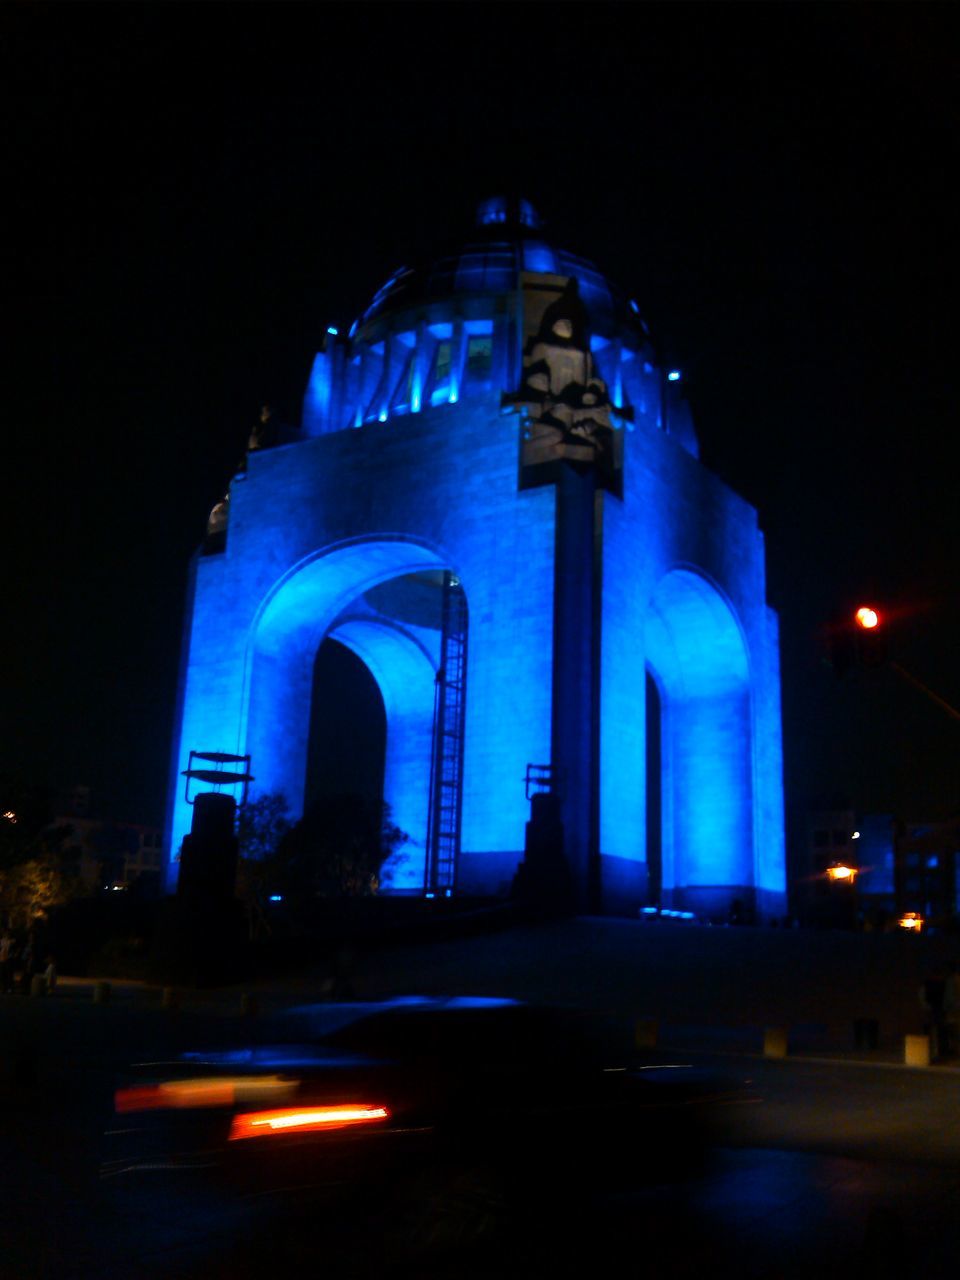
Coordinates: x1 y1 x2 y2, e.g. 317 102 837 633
2 989 960 1279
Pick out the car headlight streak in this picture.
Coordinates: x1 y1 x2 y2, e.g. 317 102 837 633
229 1104 390 1140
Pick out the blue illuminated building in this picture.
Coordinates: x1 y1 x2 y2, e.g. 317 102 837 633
166 197 786 920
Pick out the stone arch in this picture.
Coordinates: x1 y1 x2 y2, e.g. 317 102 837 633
243 537 456 892
644 567 753 916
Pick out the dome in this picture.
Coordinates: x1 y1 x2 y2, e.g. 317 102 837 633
353 197 650 341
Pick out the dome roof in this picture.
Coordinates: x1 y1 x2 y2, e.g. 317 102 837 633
353 197 649 341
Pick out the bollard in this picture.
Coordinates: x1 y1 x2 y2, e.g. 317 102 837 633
29 974 47 998
763 1026 788 1058
634 1018 659 1049
904 1034 930 1067
240 993 259 1017
93 981 111 1004
161 987 179 1010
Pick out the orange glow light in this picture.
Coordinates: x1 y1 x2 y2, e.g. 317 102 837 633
898 912 923 932
826 864 857 883
855 606 880 630
115 1075 297 1113
229 1103 390 1141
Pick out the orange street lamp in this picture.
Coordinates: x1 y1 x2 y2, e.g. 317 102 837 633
897 911 923 932
846 596 960 720
854 605 880 630
826 863 858 883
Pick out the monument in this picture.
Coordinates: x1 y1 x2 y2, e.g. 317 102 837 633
165 196 786 920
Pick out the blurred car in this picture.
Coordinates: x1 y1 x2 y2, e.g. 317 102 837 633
103 996 748 1259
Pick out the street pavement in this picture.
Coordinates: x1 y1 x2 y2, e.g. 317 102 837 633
5 910 960 1092
36 911 957 1064
5 911 960 1109
3 915 960 1278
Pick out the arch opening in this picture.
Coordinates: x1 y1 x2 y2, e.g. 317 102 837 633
306 638 386 817
243 541 467 895
644 569 753 918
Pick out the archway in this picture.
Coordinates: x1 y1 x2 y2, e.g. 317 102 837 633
243 539 464 892
644 569 753 914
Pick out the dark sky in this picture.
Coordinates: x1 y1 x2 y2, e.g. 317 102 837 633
5 2 959 829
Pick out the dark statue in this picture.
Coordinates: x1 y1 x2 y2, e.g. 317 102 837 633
503 278 626 473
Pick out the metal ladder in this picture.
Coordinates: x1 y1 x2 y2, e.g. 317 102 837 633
425 572 468 894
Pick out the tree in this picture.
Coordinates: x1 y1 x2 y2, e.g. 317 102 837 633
276 793 408 902
235 793 292 939
232 792 409 936
0 826 81 928
0 782 80 927
4 856 74 928
236 793 292 863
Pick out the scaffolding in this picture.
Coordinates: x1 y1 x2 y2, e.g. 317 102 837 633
424 572 468 894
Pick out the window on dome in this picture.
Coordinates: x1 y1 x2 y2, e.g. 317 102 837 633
465 335 493 384
359 345 386 423
391 352 418 414
522 243 557 274
430 341 453 405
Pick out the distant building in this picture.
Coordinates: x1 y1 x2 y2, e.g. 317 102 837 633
790 803 858 926
793 804 960 929
166 196 786 920
890 815 960 927
52 787 163 895
850 812 896 920
848 812 960 928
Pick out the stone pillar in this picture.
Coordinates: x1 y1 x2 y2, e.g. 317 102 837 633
552 463 602 913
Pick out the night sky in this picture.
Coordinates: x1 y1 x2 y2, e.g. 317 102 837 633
6 3 959 833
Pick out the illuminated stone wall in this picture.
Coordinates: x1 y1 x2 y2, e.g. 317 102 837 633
601 424 785 918
167 395 556 895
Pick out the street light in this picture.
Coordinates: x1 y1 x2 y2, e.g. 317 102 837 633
825 606 885 676
852 604 888 667
854 606 880 630
849 603 960 720
823 862 860 929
